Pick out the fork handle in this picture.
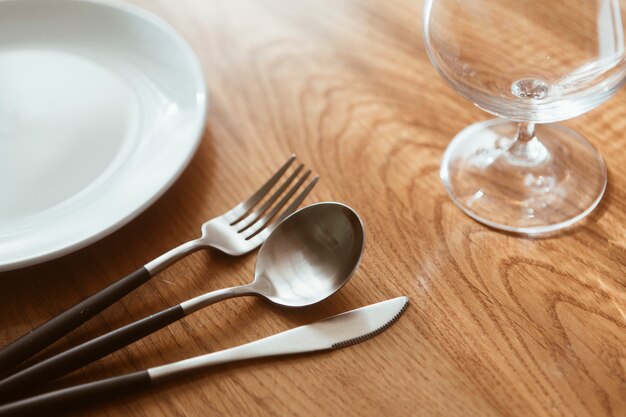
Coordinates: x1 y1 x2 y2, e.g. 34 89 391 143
0 370 151 416
0 267 152 377
0 305 184 402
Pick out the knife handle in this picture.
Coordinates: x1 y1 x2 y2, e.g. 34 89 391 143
0 305 185 402
0 267 152 377
0 370 151 416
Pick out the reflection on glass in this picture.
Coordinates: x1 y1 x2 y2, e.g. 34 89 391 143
424 0 626 233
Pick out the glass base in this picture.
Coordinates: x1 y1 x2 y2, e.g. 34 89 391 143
440 119 607 234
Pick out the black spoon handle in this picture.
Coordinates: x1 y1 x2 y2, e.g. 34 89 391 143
0 267 152 377
0 305 185 402
0 370 151 416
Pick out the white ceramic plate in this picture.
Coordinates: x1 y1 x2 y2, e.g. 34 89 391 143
0 0 207 272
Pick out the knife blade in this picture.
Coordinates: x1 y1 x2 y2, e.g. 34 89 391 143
0 296 408 416
151 295 409 379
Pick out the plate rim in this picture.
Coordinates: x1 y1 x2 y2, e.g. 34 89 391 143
0 0 208 272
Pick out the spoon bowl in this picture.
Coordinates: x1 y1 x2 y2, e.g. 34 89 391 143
0 202 366 398
253 202 365 307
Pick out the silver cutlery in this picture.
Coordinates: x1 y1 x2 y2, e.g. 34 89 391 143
0 155 317 376
0 202 365 400
0 297 409 416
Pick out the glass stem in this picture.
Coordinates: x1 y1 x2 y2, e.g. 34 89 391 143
506 122 549 166
517 122 535 142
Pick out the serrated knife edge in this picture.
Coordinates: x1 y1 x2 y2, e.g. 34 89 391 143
148 296 409 381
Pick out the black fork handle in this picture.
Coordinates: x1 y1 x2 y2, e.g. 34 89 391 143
0 267 152 376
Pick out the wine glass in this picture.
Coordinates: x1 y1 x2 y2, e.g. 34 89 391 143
423 0 626 234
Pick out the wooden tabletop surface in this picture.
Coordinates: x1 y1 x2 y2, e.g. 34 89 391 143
1 0 626 416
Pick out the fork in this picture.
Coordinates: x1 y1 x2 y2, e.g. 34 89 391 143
0 155 318 376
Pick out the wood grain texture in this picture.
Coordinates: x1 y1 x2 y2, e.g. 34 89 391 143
1 0 626 416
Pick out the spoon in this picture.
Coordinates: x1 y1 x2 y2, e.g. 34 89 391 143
0 202 365 401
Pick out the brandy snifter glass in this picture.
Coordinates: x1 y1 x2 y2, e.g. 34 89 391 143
423 0 626 233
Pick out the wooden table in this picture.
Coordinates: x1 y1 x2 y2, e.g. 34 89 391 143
1 1 625 416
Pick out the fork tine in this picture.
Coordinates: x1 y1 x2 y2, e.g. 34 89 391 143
226 155 296 221
232 163 304 228
241 170 311 235
265 175 319 233
245 175 319 241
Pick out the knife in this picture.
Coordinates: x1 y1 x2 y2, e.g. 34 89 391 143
0 296 409 416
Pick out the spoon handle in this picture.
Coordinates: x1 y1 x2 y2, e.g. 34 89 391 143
0 267 152 377
0 305 182 403
0 297 407 416
0 286 245 403
0 240 207 378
